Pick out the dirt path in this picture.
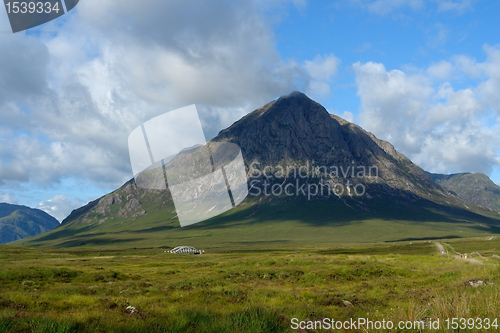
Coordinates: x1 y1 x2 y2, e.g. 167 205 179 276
434 241 483 264
455 255 484 265
434 242 446 254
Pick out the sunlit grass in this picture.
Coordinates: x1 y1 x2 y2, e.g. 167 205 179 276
1 241 500 332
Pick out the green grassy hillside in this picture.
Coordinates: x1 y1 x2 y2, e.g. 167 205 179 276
12 192 500 250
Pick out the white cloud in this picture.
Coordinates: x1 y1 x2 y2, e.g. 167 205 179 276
353 61 433 152
475 46 500 111
452 45 500 112
304 54 340 82
427 61 454 80
341 111 355 123
353 50 500 176
37 195 84 222
304 54 340 97
0 0 312 195
453 54 481 78
427 83 479 125
416 122 499 174
0 193 18 205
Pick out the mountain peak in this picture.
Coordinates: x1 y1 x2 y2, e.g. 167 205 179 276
225 91 330 130
214 91 339 163
213 92 444 198
278 90 310 101
269 91 325 117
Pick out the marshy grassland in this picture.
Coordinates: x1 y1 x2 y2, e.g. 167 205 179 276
1 237 500 332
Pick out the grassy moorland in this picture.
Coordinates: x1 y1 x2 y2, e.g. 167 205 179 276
1 238 500 332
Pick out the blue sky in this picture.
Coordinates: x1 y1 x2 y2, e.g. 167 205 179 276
274 1 500 110
272 0 500 184
0 0 499 221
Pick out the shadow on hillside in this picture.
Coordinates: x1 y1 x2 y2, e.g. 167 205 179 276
132 225 176 233
31 224 177 245
182 184 500 233
27 184 500 248
55 237 146 248
385 235 462 242
26 225 94 243
317 242 436 256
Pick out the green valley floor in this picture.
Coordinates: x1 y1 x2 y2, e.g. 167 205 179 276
1 237 500 332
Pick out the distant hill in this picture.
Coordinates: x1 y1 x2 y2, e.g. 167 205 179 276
429 172 500 212
12 92 500 249
0 203 60 244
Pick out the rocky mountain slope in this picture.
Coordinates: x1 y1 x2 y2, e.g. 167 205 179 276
64 91 463 225
215 91 450 199
12 92 500 249
0 203 59 243
429 172 500 212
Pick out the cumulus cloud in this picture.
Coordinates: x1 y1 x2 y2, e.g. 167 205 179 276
474 46 500 111
304 54 340 97
427 61 454 80
37 195 84 222
0 0 319 196
353 46 500 175
451 45 500 112
353 61 433 153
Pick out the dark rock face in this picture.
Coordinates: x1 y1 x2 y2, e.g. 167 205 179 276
62 91 464 225
216 91 349 165
429 172 500 212
0 203 60 243
215 91 449 200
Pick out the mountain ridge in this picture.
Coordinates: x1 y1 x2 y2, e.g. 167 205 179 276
0 203 60 244
12 92 500 249
429 172 500 212
215 91 450 200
